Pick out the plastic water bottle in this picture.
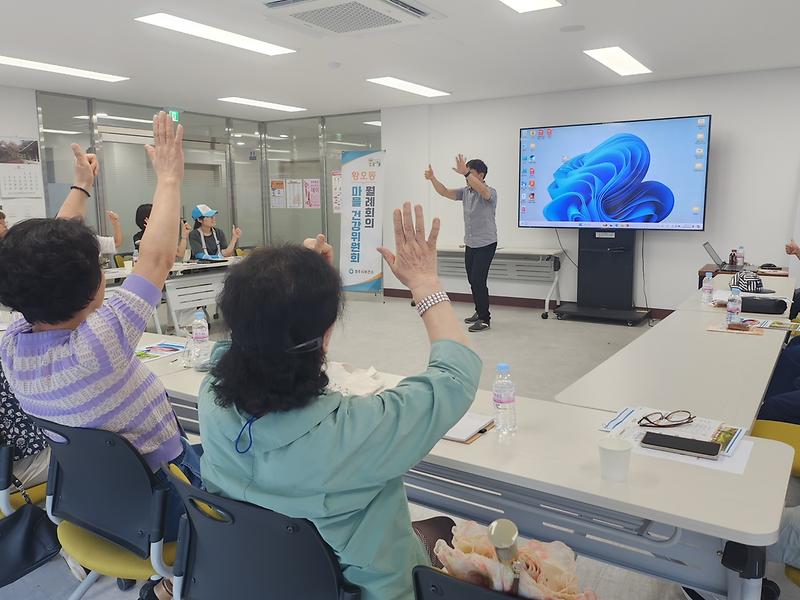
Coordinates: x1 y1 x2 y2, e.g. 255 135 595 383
190 310 211 369
492 364 517 434
726 287 742 325
132 248 139 265
736 246 745 267
701 272 713 304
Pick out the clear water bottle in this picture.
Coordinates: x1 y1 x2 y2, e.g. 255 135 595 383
132 248 139 265
726 287 742 325
492 364 517 434
190 310 211 370
701 272 713 304
736 246 745 267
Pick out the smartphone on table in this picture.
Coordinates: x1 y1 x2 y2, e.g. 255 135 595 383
640 431 721 460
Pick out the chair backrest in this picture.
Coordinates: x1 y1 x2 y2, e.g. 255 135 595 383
29 417 164 558
413 566 512 599
113 254 126 268
166 468 360 600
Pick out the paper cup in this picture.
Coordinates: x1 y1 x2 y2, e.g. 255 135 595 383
598 437 633 482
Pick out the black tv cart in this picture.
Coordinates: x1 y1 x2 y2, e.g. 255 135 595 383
554 228 650 326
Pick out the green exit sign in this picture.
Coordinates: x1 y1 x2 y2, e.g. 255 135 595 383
168 110 180 122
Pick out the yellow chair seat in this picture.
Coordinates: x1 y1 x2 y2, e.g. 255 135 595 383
0 482 48 517
751 420 800 477
786 564 800 586
57 520 176 580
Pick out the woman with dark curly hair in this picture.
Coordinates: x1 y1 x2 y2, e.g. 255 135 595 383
0 115 199 550
198 203 482 600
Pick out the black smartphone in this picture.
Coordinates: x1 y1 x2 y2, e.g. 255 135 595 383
640 431 721 460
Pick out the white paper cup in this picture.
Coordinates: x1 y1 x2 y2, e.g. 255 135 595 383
598 437 633 482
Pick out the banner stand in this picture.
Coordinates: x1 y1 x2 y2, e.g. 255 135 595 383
339 150 385 297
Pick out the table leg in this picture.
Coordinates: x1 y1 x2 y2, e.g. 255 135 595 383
726 569 762 600
544 270 560 316
722 542 766 600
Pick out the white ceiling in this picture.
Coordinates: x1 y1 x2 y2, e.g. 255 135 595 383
2 0 800 121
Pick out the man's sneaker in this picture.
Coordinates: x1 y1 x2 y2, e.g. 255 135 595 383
464 312 480 324
468 320 490 332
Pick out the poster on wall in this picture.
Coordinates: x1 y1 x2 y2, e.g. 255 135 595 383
339 150 384 293
303 178 321 209
286 179 303 209
331 171 342 214
270 179 286 209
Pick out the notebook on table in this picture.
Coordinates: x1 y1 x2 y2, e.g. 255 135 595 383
444 413 495 444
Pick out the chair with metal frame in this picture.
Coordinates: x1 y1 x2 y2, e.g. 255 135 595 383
165 464 361 600
29 417 176 600
0 445 48 517
751 419 800 588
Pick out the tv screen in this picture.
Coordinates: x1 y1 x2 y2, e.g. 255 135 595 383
518 115 711 231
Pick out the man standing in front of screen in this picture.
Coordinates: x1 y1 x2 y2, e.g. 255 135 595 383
425 154 498 332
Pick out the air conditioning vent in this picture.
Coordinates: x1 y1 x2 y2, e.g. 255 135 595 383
263 0 443 34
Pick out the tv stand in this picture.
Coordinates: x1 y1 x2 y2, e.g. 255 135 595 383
553 228 650 326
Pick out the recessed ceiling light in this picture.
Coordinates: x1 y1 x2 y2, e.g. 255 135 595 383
496 0 561 13
218 97 306 112
41 128 81 135
0 55 128 82
583 46 651 76
279 134 289 138
236 141 245 145
268 158 291 162
268 149 291 153
253 131 260 135
135 13 294 56
363 121 382 127
74 113 154 124
366 77 449 98
327 141 368 148
233 133 243 138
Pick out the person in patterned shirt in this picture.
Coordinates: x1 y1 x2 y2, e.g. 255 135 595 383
0 362 49 487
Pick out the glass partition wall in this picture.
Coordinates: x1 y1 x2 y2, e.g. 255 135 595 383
37 92 380 252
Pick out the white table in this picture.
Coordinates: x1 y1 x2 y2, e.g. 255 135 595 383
555 309 786 428
144 351 791 600
408 392 791 600
437 245 564 317
106 260 237 333
676 274 795 319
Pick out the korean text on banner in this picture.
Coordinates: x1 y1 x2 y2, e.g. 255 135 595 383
340 150 384 293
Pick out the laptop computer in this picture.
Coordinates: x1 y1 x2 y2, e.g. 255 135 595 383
703 242 744 272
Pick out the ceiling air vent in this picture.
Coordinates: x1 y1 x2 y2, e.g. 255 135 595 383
263 0 443 34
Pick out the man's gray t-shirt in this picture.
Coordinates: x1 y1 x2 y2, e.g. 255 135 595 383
456 185 498 248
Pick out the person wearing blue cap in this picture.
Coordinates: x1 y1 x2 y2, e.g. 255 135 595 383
188 204 241 259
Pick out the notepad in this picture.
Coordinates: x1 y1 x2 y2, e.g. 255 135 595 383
444 413 495 443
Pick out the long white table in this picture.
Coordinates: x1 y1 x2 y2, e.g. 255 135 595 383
675 273 795 319
141 344 791 599
555 309 787 428
437 245 564 317
107 260 238 333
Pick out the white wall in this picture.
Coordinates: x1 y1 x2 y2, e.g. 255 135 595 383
0 86 38 138
382 68 800 309
0 86 45 225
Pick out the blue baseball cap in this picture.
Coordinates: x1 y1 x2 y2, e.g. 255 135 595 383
191 204 218 220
